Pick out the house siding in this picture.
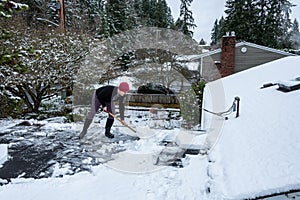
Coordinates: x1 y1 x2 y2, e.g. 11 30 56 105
194 41 294 82
234 45 287 72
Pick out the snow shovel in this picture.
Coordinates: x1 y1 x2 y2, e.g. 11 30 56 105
108 112 137 133
108 112 155 139
99 107 136 133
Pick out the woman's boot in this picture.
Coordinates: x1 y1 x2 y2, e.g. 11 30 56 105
105 118 114 138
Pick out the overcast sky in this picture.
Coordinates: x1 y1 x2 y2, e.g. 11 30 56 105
166 0 300 44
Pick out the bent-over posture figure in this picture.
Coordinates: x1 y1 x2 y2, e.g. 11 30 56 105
79 82 130 139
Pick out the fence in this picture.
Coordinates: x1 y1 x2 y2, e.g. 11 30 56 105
127 93 180 108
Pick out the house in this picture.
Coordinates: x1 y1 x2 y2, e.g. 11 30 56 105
188 32 295 82
201 56 300 199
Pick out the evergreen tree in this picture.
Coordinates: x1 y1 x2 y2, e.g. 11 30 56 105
135 0 173 28
0 1 28 66
199 38 206 45
139 0 151 25
276 0 294 48
154 0 173 28
13 0 176 37
211 19 219 45
100 0 174 36
72 0 103 32
218 0 295 49
254 0 293 48
106 0 127 35
291 18 300 49
218 17 225 40
175 0 196 37
211 17 225 45
222 0 257 42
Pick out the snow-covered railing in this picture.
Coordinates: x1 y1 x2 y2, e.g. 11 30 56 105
203 96 240 119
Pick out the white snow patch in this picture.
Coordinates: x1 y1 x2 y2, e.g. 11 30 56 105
0 117 212 199
0 144 8 166
0 156 212 200
51 163 74 178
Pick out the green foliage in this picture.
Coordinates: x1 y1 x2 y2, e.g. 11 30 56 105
117 51 136 71
0 1 29 67
178 89 200 128
0 94 24 118
176 81 206 129
192 80 206 119
192 80 206 96
0 0 28 18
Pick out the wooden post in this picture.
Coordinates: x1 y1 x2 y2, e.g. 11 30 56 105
235 96 240 118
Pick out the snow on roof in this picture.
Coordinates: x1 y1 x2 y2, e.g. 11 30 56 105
202 56 300 199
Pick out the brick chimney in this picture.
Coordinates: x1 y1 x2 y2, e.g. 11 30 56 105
219 32 236 77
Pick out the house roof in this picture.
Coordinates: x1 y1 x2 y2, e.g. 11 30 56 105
202 56 300 199
189 41 295 61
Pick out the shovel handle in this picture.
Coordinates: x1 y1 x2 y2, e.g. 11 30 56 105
108 112 137 133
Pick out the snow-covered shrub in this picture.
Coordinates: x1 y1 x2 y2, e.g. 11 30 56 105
0 94 23 118
0 20 94 116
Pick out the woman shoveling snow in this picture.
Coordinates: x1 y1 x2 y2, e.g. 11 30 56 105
79 82 130 139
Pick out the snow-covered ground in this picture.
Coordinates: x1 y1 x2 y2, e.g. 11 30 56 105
1 56 300 200
0 110 214 199
0 144 7 167
0 150 209 200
